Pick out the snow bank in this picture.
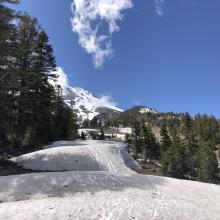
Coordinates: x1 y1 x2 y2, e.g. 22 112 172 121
0 171 220 220
4 140 220 219
11 140 140 173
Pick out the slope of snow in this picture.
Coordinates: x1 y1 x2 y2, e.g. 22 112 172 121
11 140 140 173
65 87 123 122
3 140 220 219
0 171 220 220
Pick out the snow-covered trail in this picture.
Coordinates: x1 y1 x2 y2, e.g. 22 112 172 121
2 140 220 219
11 140 140 173
0 171 220 220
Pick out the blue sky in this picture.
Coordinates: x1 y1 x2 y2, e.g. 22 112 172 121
11 0 220 117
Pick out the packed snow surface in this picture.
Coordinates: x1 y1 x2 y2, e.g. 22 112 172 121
0 171 220 219
11 140 140 172
1 140 220 220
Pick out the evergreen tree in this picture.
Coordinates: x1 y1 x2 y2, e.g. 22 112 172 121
81 131 86 140
0 0 19 148
99 128 105 140
28 28 57 145
125 133 132 153
90 117 98 128
82 119 90 128
197 141 219 183
142 125 159 163
182 113 198 178
0 5 79 151
162 131 187 178
53 86 78 141
131 120 143 157
160 123 172 153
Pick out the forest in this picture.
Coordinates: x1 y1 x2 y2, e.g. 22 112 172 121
0 0 78 154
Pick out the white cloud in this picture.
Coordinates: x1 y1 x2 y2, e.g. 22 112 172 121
50 67 70 95
97 94 122 111
71 0 133 69
155 0 165 16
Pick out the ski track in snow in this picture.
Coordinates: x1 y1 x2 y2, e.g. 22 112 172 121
11 140 140 173
1 140 220 219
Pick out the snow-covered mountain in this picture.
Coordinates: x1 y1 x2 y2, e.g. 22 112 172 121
139 107 158 114
64 87 123 123
50 67 123 123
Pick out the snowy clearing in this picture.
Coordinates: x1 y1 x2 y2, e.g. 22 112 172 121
0 171 220 219
11 140 140 173
1 140 220 219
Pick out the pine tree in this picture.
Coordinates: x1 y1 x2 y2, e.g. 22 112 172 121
0 8 79 150
28 28 57 146
182 113 198 178
125 133 132 153
82 119 90 128
53 85 78 141
0 0 19 149
142 125 159 163
90 117 98 128
131 120 143 157
162 131 187 178
99 128 105 140
81 131 86 140
197 141 219 183
160 123 172 152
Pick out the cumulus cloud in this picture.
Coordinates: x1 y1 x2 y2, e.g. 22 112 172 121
154 0 165 16
96 94 122 111
71 0 133 69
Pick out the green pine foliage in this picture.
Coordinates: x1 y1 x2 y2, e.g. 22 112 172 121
131 120 143 157
197 141 219 183
142 125 159 163
160 121 219 182
161 130 187 178
99 128 105 140
128 120 160 162
124 112 219 183
160 123 172 152
80 131 86 140
110 107 219 183
0 2 78 152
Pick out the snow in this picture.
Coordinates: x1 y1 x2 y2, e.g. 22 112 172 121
50 68 123 122
139 107 158 114
11 140 140 172
64 87 123 122
2 140 220 219
78 127 132 141
118 127 132 134
0 171 220 219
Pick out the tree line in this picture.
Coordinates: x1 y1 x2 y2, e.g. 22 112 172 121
125 113 219 183
0 1 78 153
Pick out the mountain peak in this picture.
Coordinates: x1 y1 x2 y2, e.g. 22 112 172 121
64 86 123 123
51 68 123 123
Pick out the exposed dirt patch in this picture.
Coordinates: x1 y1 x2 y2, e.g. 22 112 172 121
136 168 161 176
135 162 161 176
